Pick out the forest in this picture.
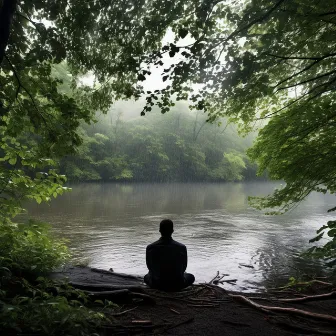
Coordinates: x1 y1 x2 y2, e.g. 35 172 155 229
0 0 336 335
61 101 260 182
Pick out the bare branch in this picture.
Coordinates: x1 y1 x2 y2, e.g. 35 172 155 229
276 69 336 91
267 52 336 61
318 11 336 17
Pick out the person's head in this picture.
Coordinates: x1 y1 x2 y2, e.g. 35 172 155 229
159 219 174 238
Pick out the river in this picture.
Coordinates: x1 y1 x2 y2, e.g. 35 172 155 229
25 182 335 291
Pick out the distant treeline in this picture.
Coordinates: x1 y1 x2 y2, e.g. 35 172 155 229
60 107 266 182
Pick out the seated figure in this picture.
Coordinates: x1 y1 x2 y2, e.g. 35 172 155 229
144 219 195 291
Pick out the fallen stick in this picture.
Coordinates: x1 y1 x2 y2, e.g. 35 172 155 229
132 320 152 325
213 274 230 284
111 306 138 316
208 271 220 284
278 291 336 303
230 294 336 323
187 303 219 308
88 289 130 299
130 292 156 303
170 308 180 314
220 279 237 283
71 282 145 292
90 268 143 280
239 263 254 269
87 290 155 303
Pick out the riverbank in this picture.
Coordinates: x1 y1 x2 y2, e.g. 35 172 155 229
51 266 336 335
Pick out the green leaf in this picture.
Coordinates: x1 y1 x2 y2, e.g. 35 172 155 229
309 233 324 243
327 229 336 237
178 28 188 39
9 157 17 165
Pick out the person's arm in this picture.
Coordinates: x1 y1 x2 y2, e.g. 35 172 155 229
182 246 188 272
146 246 152 271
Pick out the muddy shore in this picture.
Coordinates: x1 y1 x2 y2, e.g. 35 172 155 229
51 266 336 335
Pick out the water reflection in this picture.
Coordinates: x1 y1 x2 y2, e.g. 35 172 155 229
24 182 335 291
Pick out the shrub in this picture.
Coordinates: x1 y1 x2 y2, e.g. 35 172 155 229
0 220 70 276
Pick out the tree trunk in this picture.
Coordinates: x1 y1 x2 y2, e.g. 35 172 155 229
0 0 17 66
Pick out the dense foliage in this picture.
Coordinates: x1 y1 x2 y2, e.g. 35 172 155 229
61 105 260 182
0 221 110 336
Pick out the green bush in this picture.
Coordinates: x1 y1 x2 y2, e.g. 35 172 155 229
0 276 108 336
0 220 70 276
0 222 114 335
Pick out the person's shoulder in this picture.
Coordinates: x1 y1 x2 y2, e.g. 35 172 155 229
171 239 186 249
146 239 161 249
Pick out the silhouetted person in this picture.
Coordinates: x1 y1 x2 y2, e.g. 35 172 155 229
144 219 195 291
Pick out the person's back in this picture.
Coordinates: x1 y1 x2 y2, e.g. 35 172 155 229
144 219 195 291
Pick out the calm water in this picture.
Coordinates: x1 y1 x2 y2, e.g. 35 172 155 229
24 182 335 291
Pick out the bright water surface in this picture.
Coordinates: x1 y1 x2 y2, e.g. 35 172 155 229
25 182 335 291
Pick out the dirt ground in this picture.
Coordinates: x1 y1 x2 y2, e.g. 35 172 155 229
52 266 336 336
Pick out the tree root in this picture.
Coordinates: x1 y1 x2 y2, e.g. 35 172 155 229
230 294 336 323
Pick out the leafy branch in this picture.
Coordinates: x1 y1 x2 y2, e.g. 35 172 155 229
4 54 47 125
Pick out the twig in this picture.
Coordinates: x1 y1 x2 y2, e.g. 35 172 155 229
208 271 219 284
239 263 254 269
111 306 138 316
220 279 237 283
131 320 152 325
213 274 230 284
187 303 219 308
170 308 180 314
71 282 145 291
